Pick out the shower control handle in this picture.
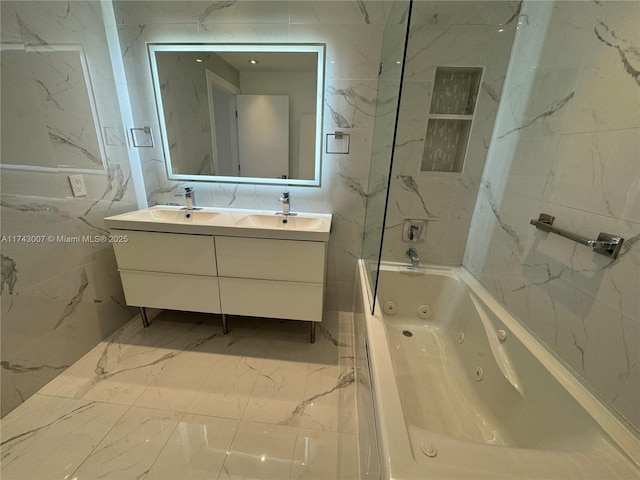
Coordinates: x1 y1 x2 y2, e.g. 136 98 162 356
403 219 427 242
409 224 419 240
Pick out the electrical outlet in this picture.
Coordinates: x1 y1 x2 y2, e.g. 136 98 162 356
68 174 87 197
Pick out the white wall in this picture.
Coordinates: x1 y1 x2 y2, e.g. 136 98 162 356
464 0 640 431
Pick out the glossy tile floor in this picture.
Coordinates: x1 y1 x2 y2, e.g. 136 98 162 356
1 311 358 480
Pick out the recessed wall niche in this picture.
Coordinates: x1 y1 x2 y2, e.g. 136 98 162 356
421 67 482 173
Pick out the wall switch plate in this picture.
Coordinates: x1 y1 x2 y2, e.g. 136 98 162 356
68 174 87 197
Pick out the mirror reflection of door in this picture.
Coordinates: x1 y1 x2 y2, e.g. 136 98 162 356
210 85 239 176
236 95 289 179
207 71 289 178
206 69 240 176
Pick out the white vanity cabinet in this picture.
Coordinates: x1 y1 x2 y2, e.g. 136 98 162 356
215 236 326 322
108 223 329 342
111 230 221 315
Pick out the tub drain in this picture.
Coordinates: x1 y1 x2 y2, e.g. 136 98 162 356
402 330 413 338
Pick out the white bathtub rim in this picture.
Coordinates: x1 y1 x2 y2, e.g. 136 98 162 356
359 260 640 476
358 260 414 479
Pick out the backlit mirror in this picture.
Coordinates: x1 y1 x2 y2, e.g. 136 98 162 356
148 43 325 186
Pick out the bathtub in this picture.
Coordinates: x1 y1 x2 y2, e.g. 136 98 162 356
354 260 640 480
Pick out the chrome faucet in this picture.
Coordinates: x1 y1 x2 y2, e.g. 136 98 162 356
184 187 195 210
278 191 293 216
406 247 419 267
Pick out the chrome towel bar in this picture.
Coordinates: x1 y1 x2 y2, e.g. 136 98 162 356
530 213 624 259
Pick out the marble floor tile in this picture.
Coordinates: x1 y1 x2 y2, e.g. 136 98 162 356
243 359 310 425
186 352 265 419
133 350 214 412
35 320 141 399
71 406 182 479
224 316 311 342
1 311 359 480
133 329 229 412
0 394 127 480
202 334 274 358
76 346 174 406
218 420 298 480
265 338 314 364
309 328 354 367
296 365 357 434
145 414 238 480
290 429 359 480
36 344 114 399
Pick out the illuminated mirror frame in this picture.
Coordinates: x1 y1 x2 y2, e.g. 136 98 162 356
148 43 325 187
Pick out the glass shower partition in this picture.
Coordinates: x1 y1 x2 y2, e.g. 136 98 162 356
361 0 412 312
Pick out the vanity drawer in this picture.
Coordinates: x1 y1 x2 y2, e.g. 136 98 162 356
219 277 323 322
111 230 217 276
119 270 221 313
215 236 325 283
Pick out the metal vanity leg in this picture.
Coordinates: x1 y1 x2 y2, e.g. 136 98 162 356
222 314 229 335
310 321 316 344
140 307 150 328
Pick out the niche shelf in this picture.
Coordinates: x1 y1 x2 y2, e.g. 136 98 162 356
421 67 482 173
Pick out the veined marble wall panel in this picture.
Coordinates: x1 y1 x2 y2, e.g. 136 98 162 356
155 51 214 176
1 49 104 170
381 1 519 265
0 248 133 416
464 1 640 432
410 1 523 26
113 0 394 311
0 1 137 417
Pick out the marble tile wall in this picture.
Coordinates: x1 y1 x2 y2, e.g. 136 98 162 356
112 0 397 312
0 1 138 417
463 1 640 432
381 1 520 265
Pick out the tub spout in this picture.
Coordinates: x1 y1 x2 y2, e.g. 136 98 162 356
406 247 419 266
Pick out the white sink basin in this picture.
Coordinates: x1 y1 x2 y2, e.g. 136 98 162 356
235 214 324 230
123 208 221 224
104 206 332 241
